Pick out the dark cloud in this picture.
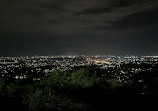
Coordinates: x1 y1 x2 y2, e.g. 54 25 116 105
0 0 158 56
112 0 143 7
77 7 111 15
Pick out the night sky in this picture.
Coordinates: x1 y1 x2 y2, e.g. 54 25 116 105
0 0 158 56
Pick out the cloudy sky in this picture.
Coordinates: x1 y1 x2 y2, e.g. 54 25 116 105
0 0 158 56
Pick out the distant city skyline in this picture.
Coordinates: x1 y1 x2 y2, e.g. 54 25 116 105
0 0 158 56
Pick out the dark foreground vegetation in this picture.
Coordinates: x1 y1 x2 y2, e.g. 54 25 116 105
0 64 158 111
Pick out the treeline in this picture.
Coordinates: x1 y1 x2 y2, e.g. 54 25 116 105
0 66 158 111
